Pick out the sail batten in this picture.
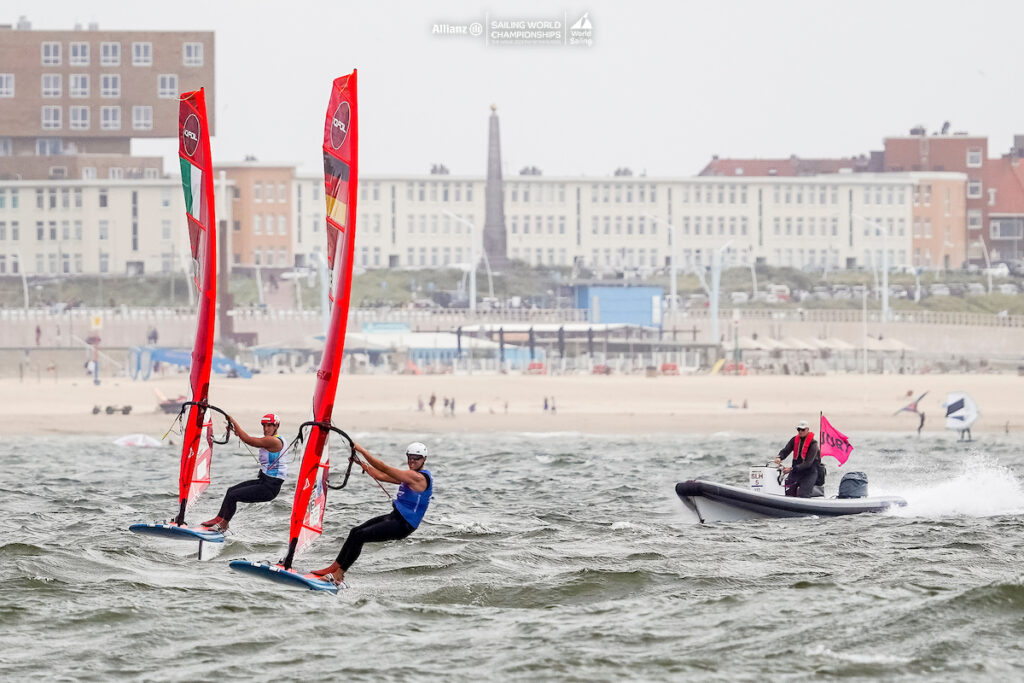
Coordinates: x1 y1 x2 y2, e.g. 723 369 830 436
175 89 218 524
283 71 359 568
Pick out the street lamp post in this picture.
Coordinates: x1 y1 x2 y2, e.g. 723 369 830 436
645 214 677 313
710 240 733 347
975 240 993 293
853 214 889 322
443 210 494 312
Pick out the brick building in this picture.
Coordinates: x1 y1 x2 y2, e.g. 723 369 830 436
0 18 214 181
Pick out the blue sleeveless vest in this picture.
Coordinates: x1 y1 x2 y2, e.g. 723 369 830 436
258 436 286 480
394 469 432 528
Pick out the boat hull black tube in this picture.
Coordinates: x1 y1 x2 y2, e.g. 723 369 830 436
675 480 907 524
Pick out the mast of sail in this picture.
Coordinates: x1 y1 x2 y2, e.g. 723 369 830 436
175 89 217 525
282 72 359 569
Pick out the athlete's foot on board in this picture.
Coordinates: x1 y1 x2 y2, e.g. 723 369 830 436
200 518 227 532
310 562 343 584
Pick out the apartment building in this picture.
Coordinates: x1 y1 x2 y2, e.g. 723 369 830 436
0 19 214 181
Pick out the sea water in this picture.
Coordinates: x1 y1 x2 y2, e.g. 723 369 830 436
2 432 1023 680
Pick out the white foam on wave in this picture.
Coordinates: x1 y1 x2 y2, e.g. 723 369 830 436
807 644 913 666
885 454 1024 518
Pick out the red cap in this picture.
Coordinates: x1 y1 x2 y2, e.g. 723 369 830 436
261 413 280 425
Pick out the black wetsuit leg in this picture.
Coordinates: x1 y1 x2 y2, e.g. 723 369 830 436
794 467 819 498
217 471 283 521
335 508 414 570
784 467 819 498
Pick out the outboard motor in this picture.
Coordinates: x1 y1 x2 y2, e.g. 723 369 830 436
838 471 869 499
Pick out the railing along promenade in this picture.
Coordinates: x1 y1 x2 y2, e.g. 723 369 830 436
3 306 1022 328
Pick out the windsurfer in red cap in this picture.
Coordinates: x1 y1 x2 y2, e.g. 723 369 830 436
201 413 287 532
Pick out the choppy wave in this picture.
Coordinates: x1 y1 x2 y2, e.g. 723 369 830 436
1 432 1022 679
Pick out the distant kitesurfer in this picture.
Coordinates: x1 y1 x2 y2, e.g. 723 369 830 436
312 441 433 585
917 411 926 436
774 420 821 498
200 413 287 532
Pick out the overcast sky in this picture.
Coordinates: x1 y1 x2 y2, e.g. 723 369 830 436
9 0 1024 177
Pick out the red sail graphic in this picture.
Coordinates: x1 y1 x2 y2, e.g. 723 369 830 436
176 89 217 522
285 71 359 562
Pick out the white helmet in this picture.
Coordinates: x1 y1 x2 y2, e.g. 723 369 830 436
406 442 428 458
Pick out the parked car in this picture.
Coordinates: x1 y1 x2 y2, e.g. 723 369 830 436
985 263 1010 277
929 284 950 296
997 283 1019 295
810 286 831 300
965 283 986 296
947 283 966 297
729 291 750 304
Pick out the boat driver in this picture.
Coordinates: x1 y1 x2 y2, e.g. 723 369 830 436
774 420 821 498
201 412 287 532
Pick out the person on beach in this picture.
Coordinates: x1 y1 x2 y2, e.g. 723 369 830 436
200 413 287 532
312 441 433 585
774 420 821 498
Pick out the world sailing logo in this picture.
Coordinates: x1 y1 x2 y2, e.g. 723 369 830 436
182 114 201 157
330 101 351 150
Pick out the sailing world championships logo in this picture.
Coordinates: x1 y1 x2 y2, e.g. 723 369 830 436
182 114 201 157
330 101 351 150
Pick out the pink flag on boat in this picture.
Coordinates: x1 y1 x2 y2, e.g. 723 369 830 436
819 413 853 466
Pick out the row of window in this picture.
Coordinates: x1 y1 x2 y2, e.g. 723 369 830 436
251 182 288 203
515 215 568 235
357 214 384 233
589 184 658 204
588 215 658 237
682 216 752 237
404 246 473 267
33 187 109 210
771 216 841 238
405 214 477 234
1 216 180 245
0 73 180 100
251 214 288 235
359 246 384 267
509 183 567 204
405 182 475 202
38 41 203 67
862 187 907 205
40 105 154 131
585 248 661 269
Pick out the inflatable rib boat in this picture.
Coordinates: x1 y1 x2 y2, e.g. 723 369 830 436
675 466 907 523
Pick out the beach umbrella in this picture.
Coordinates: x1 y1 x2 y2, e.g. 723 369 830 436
499 327 505 363
557 326 565 357
528 327 536 360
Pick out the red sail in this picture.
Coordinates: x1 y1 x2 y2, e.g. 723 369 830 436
176 89 217 521
286 71 359 561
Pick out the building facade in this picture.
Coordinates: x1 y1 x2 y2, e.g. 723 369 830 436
291 172 923 274
222 163 293 270
884 133 987 263
0 20 214 181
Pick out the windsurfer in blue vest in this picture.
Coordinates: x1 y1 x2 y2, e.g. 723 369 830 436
775 420 821 498
201 412 287 532
311 441 433 585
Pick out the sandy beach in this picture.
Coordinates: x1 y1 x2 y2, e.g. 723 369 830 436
8 371 1022 437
